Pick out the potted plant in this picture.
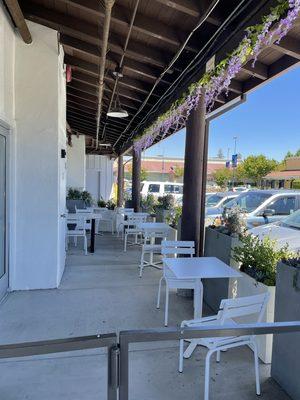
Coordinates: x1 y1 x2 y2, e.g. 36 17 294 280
154 195 175 222
97 197 107 208
203 206 244 312
66 188 93 211
232 234 296 363
272 257 300 399
141 194 156 214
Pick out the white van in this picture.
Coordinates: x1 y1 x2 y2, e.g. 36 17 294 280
141 181 183 201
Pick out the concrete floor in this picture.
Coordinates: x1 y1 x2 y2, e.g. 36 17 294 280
0 234 290 399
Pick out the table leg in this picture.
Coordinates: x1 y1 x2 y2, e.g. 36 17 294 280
184 279 204 359
89 218 95 253
194 279 203 318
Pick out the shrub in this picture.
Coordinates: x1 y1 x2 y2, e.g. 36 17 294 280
233 234 296 286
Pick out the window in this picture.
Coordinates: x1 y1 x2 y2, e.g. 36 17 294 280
148 184 160 193
164 184 183 194
225 192 272 213
206 194 223 207
222 197 235 206
267 196 297 215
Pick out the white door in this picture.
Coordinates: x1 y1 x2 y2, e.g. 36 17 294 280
0 127 8 299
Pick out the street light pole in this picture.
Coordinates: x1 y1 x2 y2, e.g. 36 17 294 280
232 136 238 188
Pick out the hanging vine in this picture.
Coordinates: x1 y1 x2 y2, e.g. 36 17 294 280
133 0 300 155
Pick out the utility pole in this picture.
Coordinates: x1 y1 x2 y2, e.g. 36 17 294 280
232 136 238 188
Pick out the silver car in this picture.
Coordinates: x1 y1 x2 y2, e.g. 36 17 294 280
249 209 300 251
205 190 300 228
205 192 239 209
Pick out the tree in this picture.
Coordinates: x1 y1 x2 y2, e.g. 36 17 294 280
241 155 278 186
172 166 184 182
284 151 294 160
217 148 224 159
212 167 232 188
141 168 148 181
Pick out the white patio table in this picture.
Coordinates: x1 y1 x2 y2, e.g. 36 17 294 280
67 212 102 253
165 256 241 319
165 256 241 358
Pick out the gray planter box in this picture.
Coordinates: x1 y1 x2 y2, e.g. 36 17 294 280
271 261 300 399
203 227 239 312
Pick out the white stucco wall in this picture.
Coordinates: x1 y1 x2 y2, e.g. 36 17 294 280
67 135 86 190
11 21 66 290
86 155 114 201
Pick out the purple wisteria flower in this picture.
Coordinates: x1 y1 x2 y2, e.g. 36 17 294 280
133 0 300 155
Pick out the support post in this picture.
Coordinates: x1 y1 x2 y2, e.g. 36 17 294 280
132 150 141 212
181 89 207 256
117 155 124 207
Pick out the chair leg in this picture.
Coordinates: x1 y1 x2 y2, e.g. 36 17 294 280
139 250 145 278
253 340 261 396
179 338 184 372
156 277 163 309
164 284 169 327
74 236 77 247
204 350 214 400
84 235 87 255
216 350 221 363
124 233 127 252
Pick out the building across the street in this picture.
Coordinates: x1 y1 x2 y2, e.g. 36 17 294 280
121 156 226 183
264 157 300 189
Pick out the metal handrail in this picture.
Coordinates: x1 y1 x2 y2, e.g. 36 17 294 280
1 322 300 400
118 322 300 400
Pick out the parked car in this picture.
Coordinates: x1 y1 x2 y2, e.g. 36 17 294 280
231 186 251 192
205 191 239 209
140 181 183 201
206 190 300 228
249 209 300 251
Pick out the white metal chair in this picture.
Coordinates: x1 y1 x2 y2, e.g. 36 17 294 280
139 228 170 277
156 241 195 326
124 214 147 251
66 215 88 255
179 293 270 400
116 208 134 237
96 208 115 234
75 207 92 230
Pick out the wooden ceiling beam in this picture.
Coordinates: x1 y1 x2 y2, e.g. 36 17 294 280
65 54 160 82
55 0 198 51
271 35 300 60
68 81 98 96
228 79 243 94
68 103 97 116
67 88 98 104
4 0 32 43
67 111 97 124
61 32 171 70
67 95 98 110
241 60 268 80
154 0 221 26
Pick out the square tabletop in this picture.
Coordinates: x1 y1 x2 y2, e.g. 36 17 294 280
165 257 241 280
139 222 170 230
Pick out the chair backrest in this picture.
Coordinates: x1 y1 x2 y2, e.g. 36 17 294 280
144 229 169 241
218 293 270 324
161 240 195 257
127 214 148 224
66 214 88 232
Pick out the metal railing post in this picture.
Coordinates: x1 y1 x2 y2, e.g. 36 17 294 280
107 344 120 400
119 336 129 400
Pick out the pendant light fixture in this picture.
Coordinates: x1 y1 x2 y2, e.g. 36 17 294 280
107 82 128 118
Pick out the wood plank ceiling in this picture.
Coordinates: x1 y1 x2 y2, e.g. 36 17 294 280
18 0 300 156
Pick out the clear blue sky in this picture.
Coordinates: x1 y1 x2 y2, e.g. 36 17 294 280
144 66 300 162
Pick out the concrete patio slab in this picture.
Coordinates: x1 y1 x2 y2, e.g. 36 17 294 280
0 234 291 399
